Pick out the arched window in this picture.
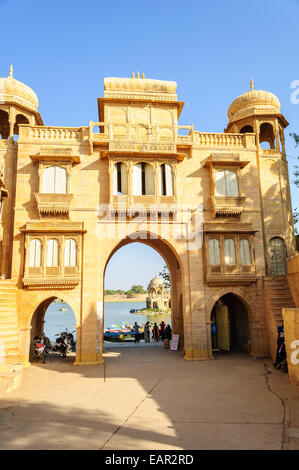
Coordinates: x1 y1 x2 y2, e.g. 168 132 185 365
240 125 253 134
64 239 77 267
215 170 238 197
159 163 174 196
112 162 128 195
240 239 251 265
29 239 42 267
42 166 67 194
259 123 275 149
46 239 59 267
132 163 154 195
0 110 9 139
209 239 220 265
224 239 236 265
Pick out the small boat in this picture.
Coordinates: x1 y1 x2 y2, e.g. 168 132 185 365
130 308 136 313
104 323 135 342
59 308 68 312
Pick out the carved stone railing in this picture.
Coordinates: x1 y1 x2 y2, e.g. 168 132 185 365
19 126 80 143
194 132 256 149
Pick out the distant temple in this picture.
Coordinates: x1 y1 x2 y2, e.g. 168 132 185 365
146 277 170 311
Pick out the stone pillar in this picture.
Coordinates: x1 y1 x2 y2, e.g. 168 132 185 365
20 326 32 368
282 308 299 386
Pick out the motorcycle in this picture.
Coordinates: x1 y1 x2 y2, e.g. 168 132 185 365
53 333 68 357
60 329 76 352
33 335 47 363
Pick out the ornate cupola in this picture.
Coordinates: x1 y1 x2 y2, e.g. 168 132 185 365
226 80 288 154
0 65 43 140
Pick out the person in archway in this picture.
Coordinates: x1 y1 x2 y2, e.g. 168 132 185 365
153 322 159 342
165 324 172 341
133 322 140 343
160 321 166 341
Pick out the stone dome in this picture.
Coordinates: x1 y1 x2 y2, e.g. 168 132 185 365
228 85 280 120
0 67 39 112
149 277 164 288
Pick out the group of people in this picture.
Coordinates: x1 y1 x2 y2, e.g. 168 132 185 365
132 321 172 344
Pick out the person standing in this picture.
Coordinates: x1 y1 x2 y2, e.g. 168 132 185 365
153 322 159 342
133 322 140 344
160 321 166 341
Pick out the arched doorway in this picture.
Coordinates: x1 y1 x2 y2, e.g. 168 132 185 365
30 297 77 363
103 235 185 351
269 237 287 275
210 293 250 354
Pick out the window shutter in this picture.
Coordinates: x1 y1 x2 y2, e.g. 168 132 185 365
240 239 251 265
165 164 174 196
64 239 77 266
133 164 142 195
47 239 59 266
215 171 226 196
145 164 155 195
29 239 41 267
224 239 236 264
225 171 238 196
42 166 55 193
209 239 220 265
54 166 67 194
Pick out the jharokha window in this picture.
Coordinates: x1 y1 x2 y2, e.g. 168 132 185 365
206 234 255 279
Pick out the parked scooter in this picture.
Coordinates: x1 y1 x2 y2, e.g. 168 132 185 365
33 335 47 363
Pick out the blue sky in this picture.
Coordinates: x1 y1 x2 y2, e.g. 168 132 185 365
1 0 298 289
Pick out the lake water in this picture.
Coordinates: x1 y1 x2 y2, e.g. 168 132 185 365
44 301 172 342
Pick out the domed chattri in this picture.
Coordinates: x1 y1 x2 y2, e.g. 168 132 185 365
228 79 280 121
0 65 39 112
149 277 164 288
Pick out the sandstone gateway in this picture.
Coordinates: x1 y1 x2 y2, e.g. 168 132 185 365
0 69 297 385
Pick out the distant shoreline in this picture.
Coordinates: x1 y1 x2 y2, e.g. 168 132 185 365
104 295 146 303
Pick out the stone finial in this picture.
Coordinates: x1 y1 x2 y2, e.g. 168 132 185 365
132 72 135 78
9 64 13 78
142 72 145 79
136 71 140 78
250 79 254 91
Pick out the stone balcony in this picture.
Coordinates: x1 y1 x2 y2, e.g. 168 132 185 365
108 194 177 216
209 196 246 217
23 265 80 289
34 193 73 216
206 264 257 286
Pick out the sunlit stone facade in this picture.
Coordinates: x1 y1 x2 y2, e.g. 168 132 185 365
0 69 297 379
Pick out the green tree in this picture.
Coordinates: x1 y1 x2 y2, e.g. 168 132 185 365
159 264 170 289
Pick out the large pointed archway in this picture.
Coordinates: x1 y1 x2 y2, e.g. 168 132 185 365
103 232 185 351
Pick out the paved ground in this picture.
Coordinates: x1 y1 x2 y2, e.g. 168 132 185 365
1 343 299 450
